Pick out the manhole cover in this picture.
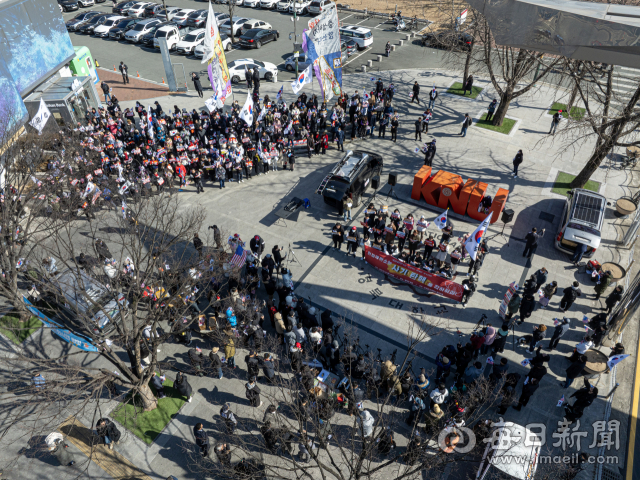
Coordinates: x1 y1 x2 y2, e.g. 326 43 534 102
601 467 622 480
538 211 555 223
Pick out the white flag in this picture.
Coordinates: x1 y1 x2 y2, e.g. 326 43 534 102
205 93 220 112
201 0 216 63
433 209 448 230
256 106 266 123
147 106 154 140
607 354 630 369
29 98 51 134
239 93 254 126
291 65 312 95
464 213 493 261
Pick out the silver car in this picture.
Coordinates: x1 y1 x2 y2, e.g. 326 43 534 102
284 52 311 71
555 188 606 258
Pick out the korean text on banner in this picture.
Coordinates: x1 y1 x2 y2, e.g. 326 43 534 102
203 1 231 106
305 7 342 99
29 98 51 134
364 246 464 302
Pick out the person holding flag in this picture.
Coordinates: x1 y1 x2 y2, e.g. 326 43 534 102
464 213 492 260
291 66 312 95
276 85 284 104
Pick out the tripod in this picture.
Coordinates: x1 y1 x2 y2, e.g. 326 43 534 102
287 243 301 267
487 220 511 244
385 186 399 200
473 313 487 332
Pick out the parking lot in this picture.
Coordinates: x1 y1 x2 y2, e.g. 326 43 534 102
62 0 438 92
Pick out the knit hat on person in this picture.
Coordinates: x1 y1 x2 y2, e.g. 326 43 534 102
430 404 444 418
418 374 426 383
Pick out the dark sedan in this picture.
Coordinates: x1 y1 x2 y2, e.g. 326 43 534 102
239 28 278 49
58 0 79 12
78 14 110 34
66 11 101 31
340 36 357 56
140 22 170 45
109 18 143 39
112 0 136 14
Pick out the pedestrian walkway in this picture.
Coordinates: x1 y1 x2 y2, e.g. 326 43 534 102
97 68 170 103
58 416 153 480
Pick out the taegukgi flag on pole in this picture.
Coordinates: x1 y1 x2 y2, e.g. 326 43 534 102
276 85 284 102
291 65 312 94
433 209 448 230
29 98 51 134
607 354 630 369
147 105 154 140
121 200 127 219
464 213 493 260
239 92 254 126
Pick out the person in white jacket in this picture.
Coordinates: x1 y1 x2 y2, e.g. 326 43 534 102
430 383 449 408
358 409 374 438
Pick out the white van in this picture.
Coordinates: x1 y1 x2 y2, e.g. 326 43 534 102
338 25 373 49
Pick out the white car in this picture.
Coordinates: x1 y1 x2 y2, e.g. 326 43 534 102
176 28 205 55
244 0 260 6
277 0 291 10
127 1 153 18
289 0 311 14
214 12 230 25
220 0 243 4
78 0 95 7
193 33 232 57
93 15 126 37
220 17 249 36
155 5 181 20
308 0 335 15
241 19 271 34
260 0 278 8
227 58 278 83
171 8 196 25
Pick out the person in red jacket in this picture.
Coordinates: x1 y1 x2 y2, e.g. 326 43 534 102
175 164 186 187
470 331 485 359
321 132 329 154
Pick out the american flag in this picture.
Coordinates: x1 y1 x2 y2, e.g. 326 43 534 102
229 244 247 268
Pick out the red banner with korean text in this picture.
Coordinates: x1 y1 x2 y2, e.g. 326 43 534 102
364 246 464 302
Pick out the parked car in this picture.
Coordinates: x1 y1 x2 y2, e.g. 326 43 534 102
186 10 208 27
277 0 292 11
77 0 95 8
109 17 144 39
58 0 79 12
156 6 182 20
260 0 278 9
124 17 162 42
340 36 357 56
284 52 311 71
555 189 607 258
112 0 136 14
239 28 278 48
339 25 373 49
244 0 260 7
214 12 231 26
308 0 335 15
143 2 162 16
220 0 244 4
140 24 165 45
194 33 231 57
420 32 473 51
289 0 311 14
171 9 197 25
241 19 272 34
65 11 101 31
153 24 195 50
93 15 126 37
176 28 205 55
78 13 111 34
128 2 154 18
219 17 249 37
228 58 278 83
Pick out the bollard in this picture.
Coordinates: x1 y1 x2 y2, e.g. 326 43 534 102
367 59 373 67
162 77 165 84
377 54 382 62
391 45 396 51
362 65 367 72
137 71 140 78
95 60 100 67
398 40 404 47
405 34 411 41
113 65 116 71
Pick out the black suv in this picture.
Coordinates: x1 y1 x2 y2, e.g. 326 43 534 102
78 13 110 34
140 22 172 45
58 0 79 12
109 18 143 39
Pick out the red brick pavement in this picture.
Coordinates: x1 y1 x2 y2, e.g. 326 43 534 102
97 68 170 102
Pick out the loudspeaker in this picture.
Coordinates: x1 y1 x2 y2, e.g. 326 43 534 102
371 177 380 190
388 173 397 186
501 208 514 224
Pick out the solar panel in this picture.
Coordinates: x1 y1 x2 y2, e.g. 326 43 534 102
573 192 603 226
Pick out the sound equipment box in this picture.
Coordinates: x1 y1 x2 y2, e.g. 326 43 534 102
388 173 397 187
501 208 514 224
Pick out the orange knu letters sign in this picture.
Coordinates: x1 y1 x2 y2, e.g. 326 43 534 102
411 166 508 223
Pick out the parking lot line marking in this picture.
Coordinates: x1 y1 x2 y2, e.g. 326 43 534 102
355 18 370 25
373 22 386 30
343 47 371 66
340 13 354 21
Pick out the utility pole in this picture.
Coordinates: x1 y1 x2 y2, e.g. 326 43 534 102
294 8 298 76
162 0 168 20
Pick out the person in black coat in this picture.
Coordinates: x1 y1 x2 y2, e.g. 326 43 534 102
96 418 121 449
175 372 193 402
194 423 210 457
261 353 276 382
245 67 253 90
191 72 203 98
522 227 544 258
252 68 260 93
250 235 265 260
560 282 582 312
210 347 223 379
565 378 598 422
605 286 624 314
245 350 260 379
513 377 539 410
548 317 571 350
411 81 420 104
563 355 587 388
272 245 286 267
246 377 262 407
424 140 436 166
151 372 166 398
189 347 204 377
321 309 334 331
517 294 535 324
